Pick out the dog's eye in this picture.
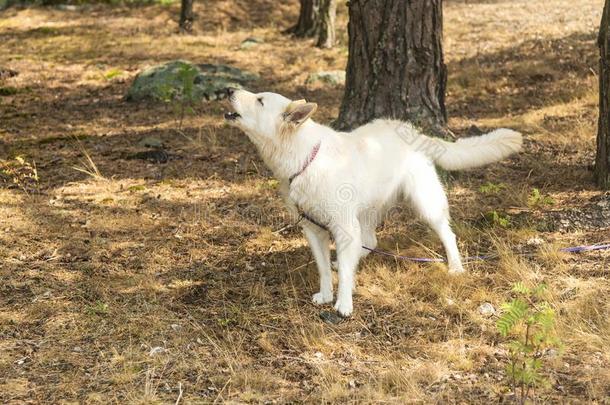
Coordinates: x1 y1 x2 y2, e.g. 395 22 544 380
257 97 264 106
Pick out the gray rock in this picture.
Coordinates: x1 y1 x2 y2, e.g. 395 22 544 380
126 60 257 103
138 136 163 149
526 236 544 246
319 310 344 324
478 302 496 317
148 346 166 356
0 67 18 79
305 70 346 86
240 37 264 49
545 348 559 358
128 149 169 164
56 4 79 11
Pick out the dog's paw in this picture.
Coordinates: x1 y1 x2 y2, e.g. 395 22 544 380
448 262 465 274
312 291 333 305
333 298 353 317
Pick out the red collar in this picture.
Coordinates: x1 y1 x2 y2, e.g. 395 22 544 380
289 142 321 184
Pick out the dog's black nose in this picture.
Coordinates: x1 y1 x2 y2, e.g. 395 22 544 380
226 87 236 97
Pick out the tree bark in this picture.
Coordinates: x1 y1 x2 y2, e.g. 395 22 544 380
288 0 321 38
179 0 194 34
597 0 610 188
316 0 337 48
335 0 447 135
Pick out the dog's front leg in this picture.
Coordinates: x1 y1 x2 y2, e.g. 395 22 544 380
333 221 361 317
302 223 333 304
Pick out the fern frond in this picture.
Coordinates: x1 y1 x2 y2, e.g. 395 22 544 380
533 306 555 334
512 282 531 295
509 339 531 355
532 283 548 298
497 299 529 337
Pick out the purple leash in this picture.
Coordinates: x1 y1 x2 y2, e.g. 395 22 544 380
559 243 610 253
362 242 610 264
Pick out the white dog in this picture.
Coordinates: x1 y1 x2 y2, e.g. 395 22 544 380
225 89 522 317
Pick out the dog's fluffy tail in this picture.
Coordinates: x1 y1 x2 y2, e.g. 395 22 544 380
429 129 522 171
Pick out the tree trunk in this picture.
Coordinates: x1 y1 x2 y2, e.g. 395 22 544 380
335 0 447 135
289 0 321 37
179 0 194 34
597 0 610 188
316 0 337 48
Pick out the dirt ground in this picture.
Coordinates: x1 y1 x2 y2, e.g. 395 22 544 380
1 0 609 403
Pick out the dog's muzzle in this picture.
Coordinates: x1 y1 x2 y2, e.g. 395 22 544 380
224 87 241 121
224 111 240 121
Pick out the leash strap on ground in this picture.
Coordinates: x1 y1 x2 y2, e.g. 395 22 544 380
362 242 610 264
293 214 610 263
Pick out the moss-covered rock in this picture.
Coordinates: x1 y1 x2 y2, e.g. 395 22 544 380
305 70 346 86
126 60 257 102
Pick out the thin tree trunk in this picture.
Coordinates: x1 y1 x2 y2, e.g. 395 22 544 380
179 0 194 34
335 0 447 135
316 0 336 48
288 0 321 38
597 0 610 188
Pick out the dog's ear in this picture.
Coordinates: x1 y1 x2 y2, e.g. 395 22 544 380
283 101 317 126
287 99 307 108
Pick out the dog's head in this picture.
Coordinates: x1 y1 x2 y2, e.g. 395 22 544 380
224 89 317 141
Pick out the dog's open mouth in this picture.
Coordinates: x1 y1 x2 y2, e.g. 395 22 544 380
224 111 241 121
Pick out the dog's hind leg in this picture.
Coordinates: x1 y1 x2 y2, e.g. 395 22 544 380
404 156 465 274
332 220 362 317
302 223 334 304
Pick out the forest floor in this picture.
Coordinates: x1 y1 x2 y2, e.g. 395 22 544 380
1 0 609 403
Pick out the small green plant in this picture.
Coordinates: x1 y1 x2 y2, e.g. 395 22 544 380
496 282 561 404
258 179 279 191
484 210 511 228
86 301 109 316
0 86 19 96
157 63 199 131
33 26 58 35
128 184 146 192
103 68 124 80
479 181 506 194
216 318 234 327
527 188 554 209
175 63 199 129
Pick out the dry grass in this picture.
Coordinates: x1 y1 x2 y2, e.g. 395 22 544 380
1 0 610 402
